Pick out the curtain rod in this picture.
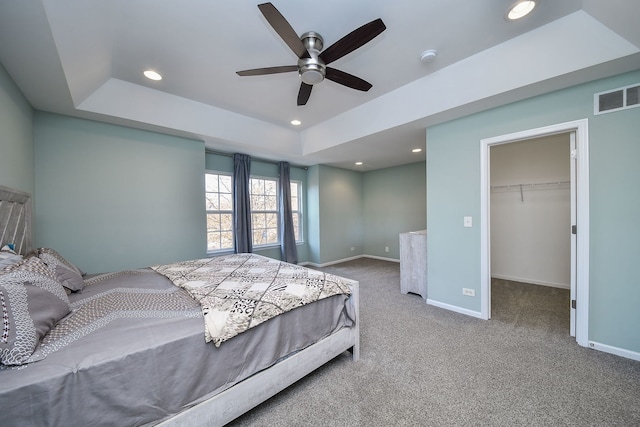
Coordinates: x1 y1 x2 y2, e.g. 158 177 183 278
205 149 308 170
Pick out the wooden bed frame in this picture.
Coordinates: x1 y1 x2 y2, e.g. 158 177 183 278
0 184 360 426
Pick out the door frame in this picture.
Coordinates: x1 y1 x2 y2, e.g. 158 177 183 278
479 119 589 347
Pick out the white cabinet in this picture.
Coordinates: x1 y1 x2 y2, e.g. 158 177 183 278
399 230 427 299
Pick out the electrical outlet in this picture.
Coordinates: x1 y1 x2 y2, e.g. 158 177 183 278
385 246 389 253
463 216 472 228
462 288 475 296
350 247 355 251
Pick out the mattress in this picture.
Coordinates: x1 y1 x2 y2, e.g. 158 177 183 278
0 267 354 426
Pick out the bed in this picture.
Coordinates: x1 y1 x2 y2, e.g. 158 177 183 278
0 184 360 426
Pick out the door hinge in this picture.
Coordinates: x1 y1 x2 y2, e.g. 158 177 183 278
571 299 576 309
572 225 577 235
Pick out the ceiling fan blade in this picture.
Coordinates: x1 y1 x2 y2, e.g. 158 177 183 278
325 67 372 91
258 3 310 59
236 65 298 76
297 83 313 106
319 18 386 65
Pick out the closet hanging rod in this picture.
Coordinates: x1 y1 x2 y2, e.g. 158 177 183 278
490 180 570 191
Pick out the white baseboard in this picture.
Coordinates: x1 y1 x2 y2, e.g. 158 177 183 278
588 341 640 362
491 273 570 290
301 254 399 268
426 299 484 319
364 254 399 263
301 255 362 268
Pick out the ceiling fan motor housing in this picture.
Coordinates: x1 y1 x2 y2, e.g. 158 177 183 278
298 31 325 85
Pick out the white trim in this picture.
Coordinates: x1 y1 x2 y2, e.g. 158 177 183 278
588 341 640 362
569 131 577 337
301 254 399 268
574 120 590 349
365 254 400 263
302 255 363 268
491 274 570 290
480 136 491 320
427 299 484 319
480 119 590 347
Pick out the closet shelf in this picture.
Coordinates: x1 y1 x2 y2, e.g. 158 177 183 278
490 180 570 192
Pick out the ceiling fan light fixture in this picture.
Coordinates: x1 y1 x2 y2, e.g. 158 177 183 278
506 0 536 20
299 63 325 85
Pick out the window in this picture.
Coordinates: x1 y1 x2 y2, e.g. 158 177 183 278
250 177 279 246
206 173 233 251
205 172 303 252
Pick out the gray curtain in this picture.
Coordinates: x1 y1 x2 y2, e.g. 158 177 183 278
278 162 298 264
233 153 252 253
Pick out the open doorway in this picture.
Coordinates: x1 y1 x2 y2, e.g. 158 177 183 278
480 119 590 348
489 134 571 334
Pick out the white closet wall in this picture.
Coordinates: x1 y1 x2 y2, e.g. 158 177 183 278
490 134 570 288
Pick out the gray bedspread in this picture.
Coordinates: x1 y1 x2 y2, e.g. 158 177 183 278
0 267 354 426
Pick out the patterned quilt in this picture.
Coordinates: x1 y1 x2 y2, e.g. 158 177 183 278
151 254 352 347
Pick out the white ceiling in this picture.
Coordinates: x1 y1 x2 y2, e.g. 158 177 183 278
1 0 639 170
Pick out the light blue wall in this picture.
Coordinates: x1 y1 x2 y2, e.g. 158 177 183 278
427 70 640 353
0 63 34 195
363 162 426 259
589 98 640 351
204 152 309 262
307 165 321 263
34 112 206 273
307 165 363 265
307 163 426 265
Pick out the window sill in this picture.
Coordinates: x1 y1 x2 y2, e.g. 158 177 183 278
207 241 305 257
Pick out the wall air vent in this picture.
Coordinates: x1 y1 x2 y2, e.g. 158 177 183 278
594 83 640 115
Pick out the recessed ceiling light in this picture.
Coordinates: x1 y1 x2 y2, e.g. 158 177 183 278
355 162 363 166
144 70 162 81
506 1 536 20
412 148 423 153
291 120 301 126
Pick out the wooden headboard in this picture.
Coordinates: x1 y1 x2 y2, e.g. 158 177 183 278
0 184 33 255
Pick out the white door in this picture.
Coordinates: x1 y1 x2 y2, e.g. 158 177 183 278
570 131 577 337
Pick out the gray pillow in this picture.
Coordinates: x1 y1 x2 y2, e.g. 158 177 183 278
36 247 85 292
0 256 71 366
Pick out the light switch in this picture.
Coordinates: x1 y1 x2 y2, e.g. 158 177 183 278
463 216 472 228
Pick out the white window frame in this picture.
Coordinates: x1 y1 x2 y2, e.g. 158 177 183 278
205 172 234 253
290 179 303 243
250 176 280 248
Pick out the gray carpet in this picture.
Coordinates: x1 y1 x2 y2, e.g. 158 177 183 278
228 258 640 426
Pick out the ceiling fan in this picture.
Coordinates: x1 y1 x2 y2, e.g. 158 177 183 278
236 2 386 106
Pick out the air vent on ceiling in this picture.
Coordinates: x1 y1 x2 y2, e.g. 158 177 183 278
594 83 640 115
